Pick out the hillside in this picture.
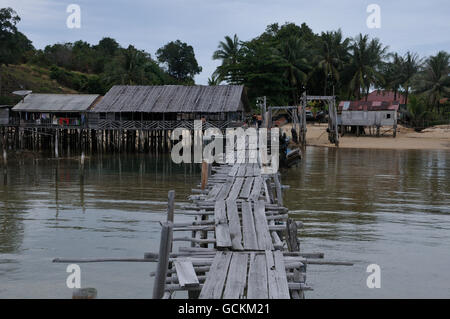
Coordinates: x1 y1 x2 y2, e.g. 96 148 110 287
0 64 78 105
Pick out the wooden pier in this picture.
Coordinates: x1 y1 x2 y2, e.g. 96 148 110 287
151 159 352 299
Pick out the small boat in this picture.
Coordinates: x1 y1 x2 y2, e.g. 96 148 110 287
280 147 301 168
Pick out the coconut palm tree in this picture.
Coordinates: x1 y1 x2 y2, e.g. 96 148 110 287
407 95 428 128
207 73 222 86
276 36 311 104
317 29 350 95
381 52 404 100
349 34 388 100
414 51 450 113
212 34 241 84
401 51 421 105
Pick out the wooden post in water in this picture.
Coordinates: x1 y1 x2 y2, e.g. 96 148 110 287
201 161 208 190
167 190 175 222
152 221 173 299
273 173 283 206
54 130 59 158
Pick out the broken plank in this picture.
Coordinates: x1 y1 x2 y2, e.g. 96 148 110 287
174 260 199 288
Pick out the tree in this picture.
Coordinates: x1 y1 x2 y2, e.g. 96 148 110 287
413 51 450 113
348 34 388 100
156 40 202 84
103 45 151 85
407 95 428 128
275 36 311 104
381 52 404 100
212 34 241 84
208 73 222 86
317 29 350 95
401 51 421 105
0 7 33 94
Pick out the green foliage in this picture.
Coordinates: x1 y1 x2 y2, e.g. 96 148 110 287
407 95 428 127
156 40 202 84
413 51 450 112
0 7 34 66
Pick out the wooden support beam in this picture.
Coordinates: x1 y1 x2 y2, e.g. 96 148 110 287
152 221 173 299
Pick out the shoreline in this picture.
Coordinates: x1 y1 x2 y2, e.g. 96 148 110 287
282 123 450 151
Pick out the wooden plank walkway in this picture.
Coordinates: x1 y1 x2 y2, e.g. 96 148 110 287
162 162 305 299
150 159 353 299
199 251 290 299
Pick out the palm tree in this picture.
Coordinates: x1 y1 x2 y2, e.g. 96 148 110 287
212 34 241 84
407 95 428 128
381 53 404 100
401 51 421 105
276 36 311 104
414 51 450 113
317 29 350 95
207 73 222 86
349 34 388 100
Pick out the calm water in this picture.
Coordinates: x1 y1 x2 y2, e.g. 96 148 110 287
0 148 449 298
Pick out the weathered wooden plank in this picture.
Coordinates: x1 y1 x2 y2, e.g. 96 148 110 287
227 165 238 177
245 164 254 177
217 179 233 201
225 200 244 250
273 251 291 299
236 165 246 177
253 200 274 250
174 260 199 288
241 201 259 250
266 251 290 299
227 177 244 200
265 250 278 299
206 184 222 201
214 200 232 248
247 253 268 299
239 177 254 199
223 253 248 298
199 252 232 299
249 176 263 201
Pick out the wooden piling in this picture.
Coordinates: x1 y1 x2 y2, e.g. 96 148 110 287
152 221 173 299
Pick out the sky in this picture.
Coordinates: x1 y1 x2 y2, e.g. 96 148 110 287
2 0 450 84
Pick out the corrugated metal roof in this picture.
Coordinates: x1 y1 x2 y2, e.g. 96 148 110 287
361 90 406 104
338 101 399 111
12 94 101 112
92 85 245 113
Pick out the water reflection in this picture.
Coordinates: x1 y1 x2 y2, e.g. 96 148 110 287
0 148 449 298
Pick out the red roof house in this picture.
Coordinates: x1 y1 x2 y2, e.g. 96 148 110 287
361 90 406 105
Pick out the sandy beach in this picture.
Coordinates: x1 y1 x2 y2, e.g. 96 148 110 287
281 123 450 150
